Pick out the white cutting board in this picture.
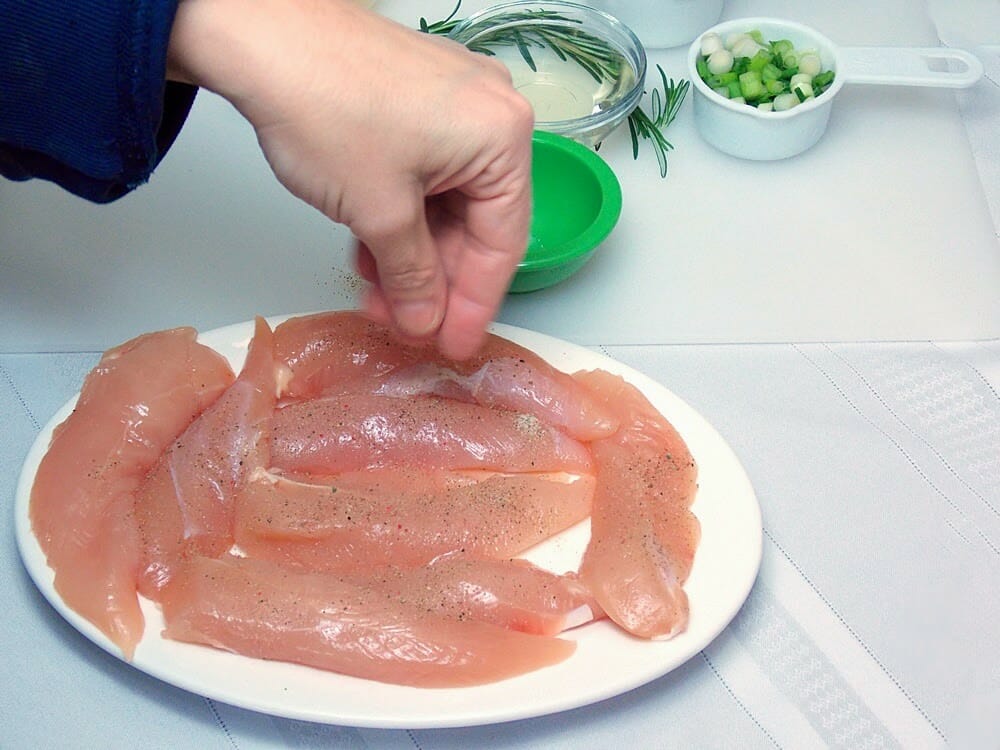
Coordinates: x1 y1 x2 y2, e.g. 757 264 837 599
1 0 997 351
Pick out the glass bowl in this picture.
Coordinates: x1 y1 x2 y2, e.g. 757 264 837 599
449 1 647 147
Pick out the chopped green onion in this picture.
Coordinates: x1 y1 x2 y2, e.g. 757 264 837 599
798 52 822 76
812 70 835 90
772 92 799 111
696 56 710 80
700 32 724 56
771 39 793 56
707 48 734 75
739 71 766 101
749 50 772 72
761 62 782 81
697 28 836 113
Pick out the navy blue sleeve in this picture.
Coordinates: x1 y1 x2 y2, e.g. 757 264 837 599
0 0 197 203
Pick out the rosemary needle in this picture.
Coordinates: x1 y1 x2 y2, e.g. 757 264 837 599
419 2 688 178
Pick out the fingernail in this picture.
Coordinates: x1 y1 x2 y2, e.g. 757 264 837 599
394 300 443 338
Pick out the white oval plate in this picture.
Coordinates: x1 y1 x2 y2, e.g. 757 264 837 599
15 315 762 729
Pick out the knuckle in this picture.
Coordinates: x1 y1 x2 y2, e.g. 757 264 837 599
382 262 440 296
357 202 423 244
506 93 536 135
482 55 514 82
459 58 534 133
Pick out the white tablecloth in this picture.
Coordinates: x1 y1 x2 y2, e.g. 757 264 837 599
3 2 998 748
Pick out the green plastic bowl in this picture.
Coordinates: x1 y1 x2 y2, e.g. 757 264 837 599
510 131 623 293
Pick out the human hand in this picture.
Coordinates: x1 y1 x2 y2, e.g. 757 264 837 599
168 0 534 359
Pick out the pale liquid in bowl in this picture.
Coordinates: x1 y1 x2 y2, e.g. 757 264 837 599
492 45 637 123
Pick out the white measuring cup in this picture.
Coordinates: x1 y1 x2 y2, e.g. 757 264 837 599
686 17 984 160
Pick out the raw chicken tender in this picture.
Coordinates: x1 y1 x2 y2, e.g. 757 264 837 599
135 318 278 599
29 328 234 658
269 393 594 474
357 554 604 636
574 369 701 640
161 555 576 687
373 359 618 442
234 467 595 572
273 311 618 440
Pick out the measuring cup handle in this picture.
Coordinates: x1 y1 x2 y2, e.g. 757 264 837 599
838 47 984 88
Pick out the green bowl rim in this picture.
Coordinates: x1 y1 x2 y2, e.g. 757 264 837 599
521 131 623 272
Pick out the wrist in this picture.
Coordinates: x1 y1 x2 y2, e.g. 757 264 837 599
166 0 367 106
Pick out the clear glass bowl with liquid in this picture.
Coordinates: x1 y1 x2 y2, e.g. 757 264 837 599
449 1 647 147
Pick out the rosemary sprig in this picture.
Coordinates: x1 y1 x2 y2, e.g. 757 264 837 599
629 67 689 178
422 4 621 83
419 2 687 178
419 0 462 35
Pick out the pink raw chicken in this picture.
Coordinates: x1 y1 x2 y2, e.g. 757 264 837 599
574 369 701 640
135 317 279 600
355 554 605 636
234 467 595 572
160 555 576 688
269 393 594 475
29 328 234 658
31 309 706 682
273 311 618 441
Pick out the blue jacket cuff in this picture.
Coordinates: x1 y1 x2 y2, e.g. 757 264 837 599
0 0 197 202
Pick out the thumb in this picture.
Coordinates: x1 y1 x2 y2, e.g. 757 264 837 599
354 193 446 340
